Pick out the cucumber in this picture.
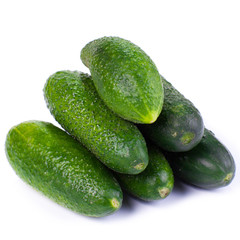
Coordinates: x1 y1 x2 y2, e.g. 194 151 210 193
80 36 164 124
5 121 123 217
43 70 148 174
139 77 204 152
165 128 235 189
114 144 174 201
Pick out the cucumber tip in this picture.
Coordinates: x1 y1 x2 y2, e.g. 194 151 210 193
158 187 170 199
224 172 234 184
110 198 121 209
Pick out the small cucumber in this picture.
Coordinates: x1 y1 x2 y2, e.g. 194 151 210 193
140 77 204 152
43 71 148 174
114 144 174 201
5 121 123 217
80 36 164 124
165 128 235 189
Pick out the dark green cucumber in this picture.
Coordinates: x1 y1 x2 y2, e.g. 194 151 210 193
140 77 204 152
80 36 164 124
165 128 235 189
43 71 148 174
114 144 174 201
5 121 123 217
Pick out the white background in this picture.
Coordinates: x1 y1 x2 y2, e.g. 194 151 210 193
1 1 239 239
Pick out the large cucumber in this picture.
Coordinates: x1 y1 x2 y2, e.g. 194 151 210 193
165 128 235 189
5 121 123 217
140 77 204 152
43 70 148 174
81 36 164 124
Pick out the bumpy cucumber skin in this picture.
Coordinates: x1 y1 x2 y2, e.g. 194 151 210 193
5 121 123 217
115 144 174 201
43 71 148 174
165 129 235 189
80 36 164 124
140 77 204 152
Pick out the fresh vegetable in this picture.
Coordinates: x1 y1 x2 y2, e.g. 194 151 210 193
5 121 123 217
81 36 164 124
165 128 235 189
115 143 174 201
140 77 204 152
43 70 148 174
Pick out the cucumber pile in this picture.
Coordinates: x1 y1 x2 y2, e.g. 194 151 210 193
5 36 235 217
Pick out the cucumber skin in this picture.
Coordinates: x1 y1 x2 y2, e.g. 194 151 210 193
43 71 148 174
140 77 204 152
114 144 174 201
5 121 123 217
81 36 164 124
165 129 235 189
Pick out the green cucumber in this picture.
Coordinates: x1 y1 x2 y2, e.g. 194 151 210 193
5 121 123 217
165 128 235 189
140 77 204 152
80 36 164 124
43 70 148 174
114 144 174 201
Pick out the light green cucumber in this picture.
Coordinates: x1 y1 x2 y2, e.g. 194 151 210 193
43 71 148 174
5 121 123 217
81 36 164 124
